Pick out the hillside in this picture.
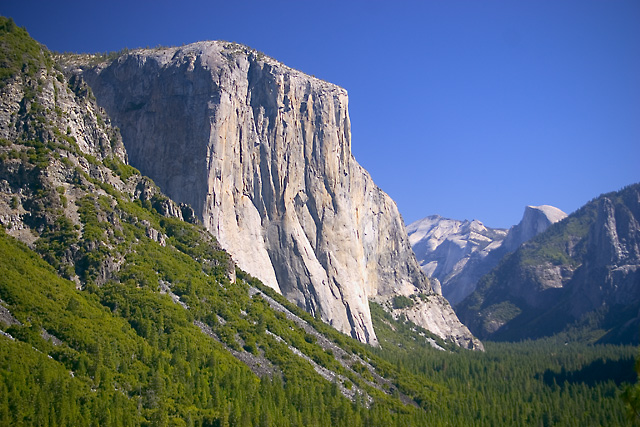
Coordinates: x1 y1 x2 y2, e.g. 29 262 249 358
457 183 640 343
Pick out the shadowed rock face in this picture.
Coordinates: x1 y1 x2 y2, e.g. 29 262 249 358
79 41 478 347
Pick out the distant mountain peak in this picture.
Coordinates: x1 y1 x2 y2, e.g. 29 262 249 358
528 204 567 222
502 205 567 252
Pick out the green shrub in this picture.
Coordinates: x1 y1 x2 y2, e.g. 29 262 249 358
392 295 414 310
0 17 48 86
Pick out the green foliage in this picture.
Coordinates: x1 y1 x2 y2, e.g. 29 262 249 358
0 17 51 87
0 336 139 426
1 228 437 425
103 155 140 179
391 295 414 309
623 358 640 426
12 138 51 169
34 216 78 271
481 300 522 326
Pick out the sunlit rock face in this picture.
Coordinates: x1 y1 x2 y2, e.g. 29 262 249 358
501 205 568 252
80 41 478 348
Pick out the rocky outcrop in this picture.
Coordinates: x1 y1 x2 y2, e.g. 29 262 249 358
0 51 128 253
77 41 478 347
396 296 484 350
456 184 640 343
407 206 566 306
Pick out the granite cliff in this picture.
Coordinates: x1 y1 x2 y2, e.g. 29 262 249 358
408 205 566 305
75 41 479 348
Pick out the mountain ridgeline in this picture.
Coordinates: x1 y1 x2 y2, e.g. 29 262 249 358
457 184 640 343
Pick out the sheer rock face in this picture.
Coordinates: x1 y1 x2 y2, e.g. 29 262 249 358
78 41 476 347
569 193 640 317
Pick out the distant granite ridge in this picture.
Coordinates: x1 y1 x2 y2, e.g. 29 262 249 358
76 41 480 349
408 205 567 305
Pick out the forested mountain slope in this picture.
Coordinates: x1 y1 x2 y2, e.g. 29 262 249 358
457 183 640 343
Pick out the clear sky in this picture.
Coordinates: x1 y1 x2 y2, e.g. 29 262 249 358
3 0 639 228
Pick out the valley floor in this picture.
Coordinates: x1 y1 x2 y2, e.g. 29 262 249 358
371 303 638 426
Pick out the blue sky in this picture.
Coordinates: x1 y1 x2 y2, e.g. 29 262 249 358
3 0 639 228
